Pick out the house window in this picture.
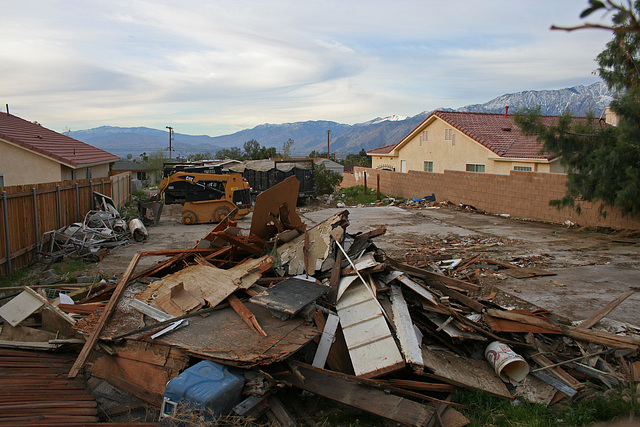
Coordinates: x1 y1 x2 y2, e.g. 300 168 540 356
86 166 92 179
401 160 407 173
445 129 453 141
514 166 532 172
466 164 485 173
0 174 4 187
420 131 428 146
452 134 456 146
424 161 433 172
70 169 77 180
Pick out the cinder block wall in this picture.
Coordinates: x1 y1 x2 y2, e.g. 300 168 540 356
341 168 640 230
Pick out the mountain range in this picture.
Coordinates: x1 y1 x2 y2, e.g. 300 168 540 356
69 81 613 159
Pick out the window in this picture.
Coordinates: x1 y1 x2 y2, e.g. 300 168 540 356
423 161 433 172
70 169 77 180
0 174 4 187
420 130 428 146
514 166 532 171
86 166 92 179
401 160 407 173
445 129 453 140
466 164 485 173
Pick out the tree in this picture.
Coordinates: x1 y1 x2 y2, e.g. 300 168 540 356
187 152 213 162
343 149 372 167
141 151 169 184
314 163 343 196
243 139 277 160
216 147 243 160
308 150 327 158
281 138 294 159
514 1 640 217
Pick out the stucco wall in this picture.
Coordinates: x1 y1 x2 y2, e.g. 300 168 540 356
0 141 63 186
341 167 640 230
370 116 557 175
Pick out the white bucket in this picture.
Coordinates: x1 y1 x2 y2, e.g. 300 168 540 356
485 341 529 382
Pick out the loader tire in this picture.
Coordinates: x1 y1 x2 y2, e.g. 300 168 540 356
213 206 231 223
182 210 198 225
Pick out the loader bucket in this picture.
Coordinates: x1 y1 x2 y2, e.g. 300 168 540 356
138 199 164 225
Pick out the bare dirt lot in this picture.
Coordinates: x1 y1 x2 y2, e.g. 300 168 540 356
95 203 640 326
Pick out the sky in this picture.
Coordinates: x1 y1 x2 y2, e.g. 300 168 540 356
2 1 615 137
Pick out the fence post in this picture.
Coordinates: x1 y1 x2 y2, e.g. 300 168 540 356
2 191 11 274
56 185 62 229
75 182 81 221
101 179 105 195
32 188 40 261
90 181 94 210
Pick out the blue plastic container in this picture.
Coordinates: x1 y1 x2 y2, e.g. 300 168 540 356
160 360 245 419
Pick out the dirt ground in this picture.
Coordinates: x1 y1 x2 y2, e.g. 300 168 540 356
94 202 640 327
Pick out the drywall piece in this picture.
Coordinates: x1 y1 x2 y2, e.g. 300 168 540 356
390 285 423 366
0 290 44 327
336 280 404 378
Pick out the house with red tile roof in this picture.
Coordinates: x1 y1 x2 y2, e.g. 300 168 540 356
367 110 586 175
0 112 119 186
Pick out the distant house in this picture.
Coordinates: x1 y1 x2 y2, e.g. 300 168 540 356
314 158 344 175
367 110 593 175
0 112 119 187
111 158 147 181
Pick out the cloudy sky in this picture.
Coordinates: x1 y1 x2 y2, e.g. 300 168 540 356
2 1 613 136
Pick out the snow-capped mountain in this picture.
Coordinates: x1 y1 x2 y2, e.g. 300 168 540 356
70 81 613 158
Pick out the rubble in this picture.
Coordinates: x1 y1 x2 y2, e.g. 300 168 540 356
38 192 147 264
0 178 638 426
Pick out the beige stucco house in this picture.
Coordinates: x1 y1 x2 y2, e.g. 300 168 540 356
367 110 580 175
0 111 119 187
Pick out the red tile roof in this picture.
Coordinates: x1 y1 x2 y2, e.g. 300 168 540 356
367 143 397 155
0 112 119 167
368 110 590 160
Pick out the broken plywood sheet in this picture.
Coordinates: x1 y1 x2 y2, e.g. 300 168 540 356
420 347 511 398
250 278 329 316
136 256 272 308
154 303 319 367
276 211 347 276
336 280 404 378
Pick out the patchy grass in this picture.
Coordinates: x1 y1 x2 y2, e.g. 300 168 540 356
335 186 399 206
452 385 640 427
0 265 39 288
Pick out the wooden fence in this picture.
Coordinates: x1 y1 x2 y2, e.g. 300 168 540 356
0 173 132 276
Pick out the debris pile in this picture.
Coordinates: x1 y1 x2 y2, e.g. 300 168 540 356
1 177 638 426
39 192 147 264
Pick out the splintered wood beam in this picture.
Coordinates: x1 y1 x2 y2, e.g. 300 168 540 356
579 289 635 329
68 252 142 378
228 294 267 337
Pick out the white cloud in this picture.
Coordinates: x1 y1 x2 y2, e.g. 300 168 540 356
0 0 615 136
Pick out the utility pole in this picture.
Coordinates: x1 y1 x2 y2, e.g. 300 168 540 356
166 126 174 159
326 130 331 159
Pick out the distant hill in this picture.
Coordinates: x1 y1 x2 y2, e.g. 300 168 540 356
69 81 612 158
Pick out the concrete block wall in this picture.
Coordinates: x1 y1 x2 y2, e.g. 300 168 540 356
341 167 640 230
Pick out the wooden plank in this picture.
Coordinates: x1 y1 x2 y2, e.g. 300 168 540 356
312 310 353 374
420 347 511 398
228 294 267 336
107 374 163 406
287 361 435 426
23 286 77 325
389 258 481 292
266 395 296 427
579 289 635 329
485 309 562 333
68 251 142 378
336 280 404 378
390 284 423 366
312 312 340 369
